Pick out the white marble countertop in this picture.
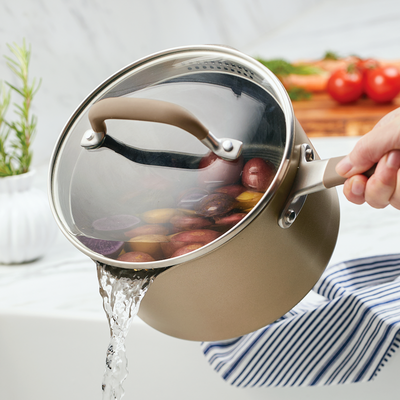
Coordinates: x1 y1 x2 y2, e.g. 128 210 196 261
1 136 400 320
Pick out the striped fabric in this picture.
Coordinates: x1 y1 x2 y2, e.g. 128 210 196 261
201 254 400 387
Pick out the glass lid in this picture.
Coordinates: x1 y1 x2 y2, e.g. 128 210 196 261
49 45 293 268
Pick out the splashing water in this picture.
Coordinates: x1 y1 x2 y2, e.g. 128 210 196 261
96 263 163 400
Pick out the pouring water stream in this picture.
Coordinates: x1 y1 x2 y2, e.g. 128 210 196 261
96 263 161 400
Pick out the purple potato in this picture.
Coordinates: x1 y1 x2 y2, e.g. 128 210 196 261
92 214 141 232
78 236 124 258
177 188 209 210
195 193 237 217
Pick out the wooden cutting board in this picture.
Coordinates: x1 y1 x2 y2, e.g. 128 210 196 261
292 93 400 137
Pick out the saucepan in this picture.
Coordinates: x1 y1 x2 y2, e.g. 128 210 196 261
49 45 358 341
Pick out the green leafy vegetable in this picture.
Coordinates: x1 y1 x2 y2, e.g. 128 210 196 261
287 87 312 101
322 51 340 61
256 58 324 77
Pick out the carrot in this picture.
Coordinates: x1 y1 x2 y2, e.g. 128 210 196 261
281 71 330 93
297 56 359 73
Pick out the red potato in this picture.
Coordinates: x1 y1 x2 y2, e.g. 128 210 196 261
161 239 186 258
241 158 276 192
171 229 221 244
117 251 155 262
124 224 170 238
214 184 247 198
214 212 247 226
171 243 204 258
198 152 244 189
170 214 212 230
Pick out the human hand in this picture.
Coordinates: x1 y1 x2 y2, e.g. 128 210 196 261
335 107 400 209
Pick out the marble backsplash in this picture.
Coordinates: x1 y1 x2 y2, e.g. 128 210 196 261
0 0 399 166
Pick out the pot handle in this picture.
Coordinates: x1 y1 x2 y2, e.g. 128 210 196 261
279 145 375 228
324 155 375 188
322 156 348 188
81 97 243 161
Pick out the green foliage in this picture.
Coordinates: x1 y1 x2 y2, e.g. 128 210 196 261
256 57 324 101
256 58 324 77
323 51 340 61
0 40 41 177
287 87 312 101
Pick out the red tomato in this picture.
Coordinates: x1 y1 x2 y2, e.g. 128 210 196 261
356 58 380 73
327 67 364 103
364 66 400 103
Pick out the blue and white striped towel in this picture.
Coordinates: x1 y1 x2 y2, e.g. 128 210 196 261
201 254 400 387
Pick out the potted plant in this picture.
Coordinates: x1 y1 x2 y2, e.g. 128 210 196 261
0 40 57 264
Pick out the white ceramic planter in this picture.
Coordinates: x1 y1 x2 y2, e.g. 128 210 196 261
0 170 57 264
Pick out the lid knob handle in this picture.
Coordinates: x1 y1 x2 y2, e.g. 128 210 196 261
82 97 242 161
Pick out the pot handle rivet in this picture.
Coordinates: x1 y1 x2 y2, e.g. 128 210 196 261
222 140 234 152
305 147 314 162
284 209 297 225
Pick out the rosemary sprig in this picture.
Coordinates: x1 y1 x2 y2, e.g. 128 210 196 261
0 40 41 177
0 83 12 176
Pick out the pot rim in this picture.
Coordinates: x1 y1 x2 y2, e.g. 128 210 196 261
49 44 295 270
